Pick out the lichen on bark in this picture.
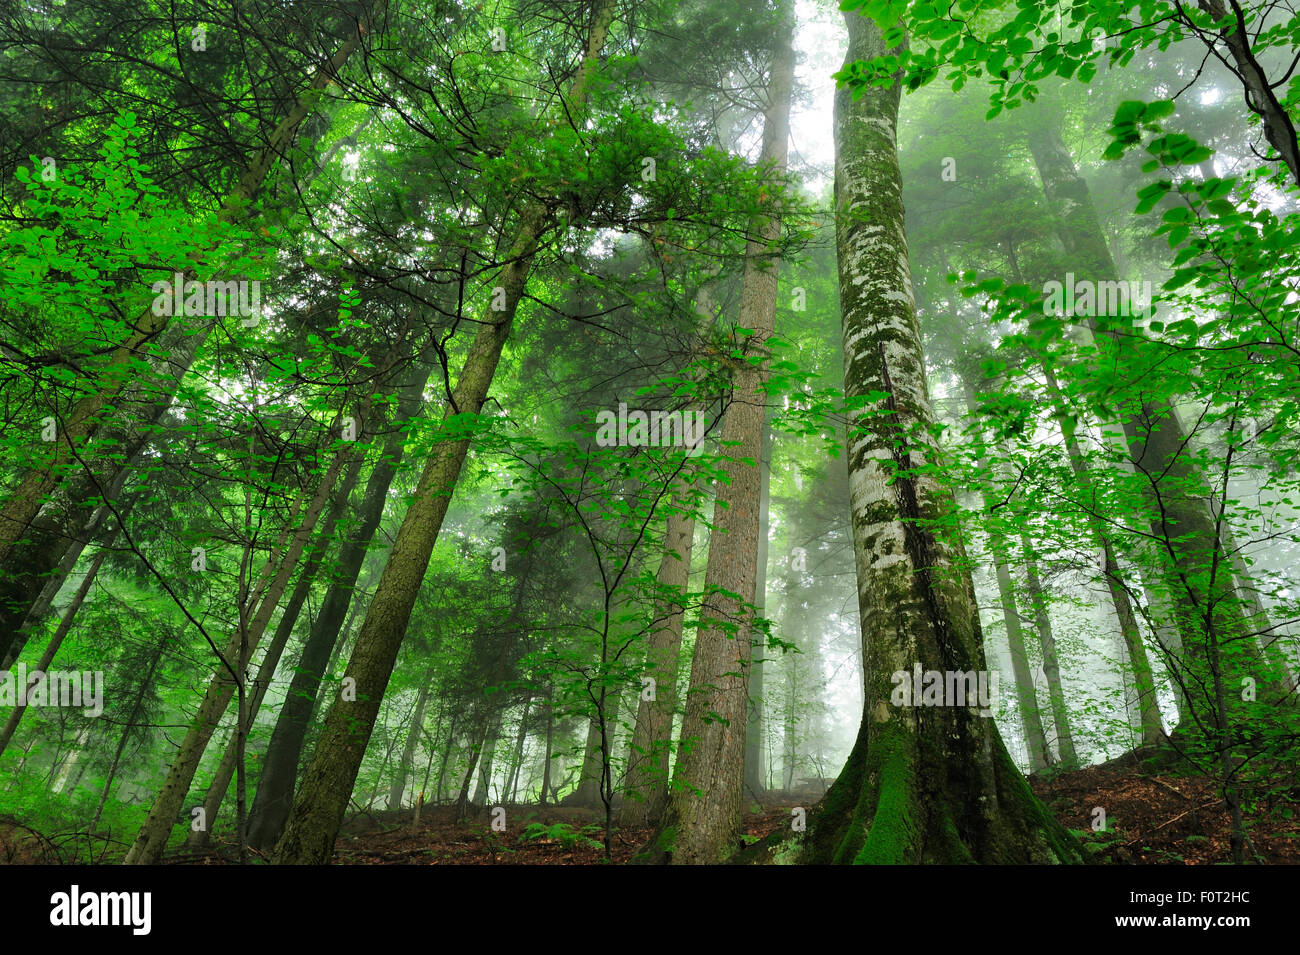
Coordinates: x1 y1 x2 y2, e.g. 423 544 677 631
796 9 1083 865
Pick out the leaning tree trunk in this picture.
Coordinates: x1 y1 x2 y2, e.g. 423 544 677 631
388 669 435 810
246 357 432 850
187 452 363 849
470 709 504 807
1043 368 1166 747
91 634 167 832
795 11 1082 865
1019 534 1080 768
272 0 617 865
123 446 352 865
0 546 108 757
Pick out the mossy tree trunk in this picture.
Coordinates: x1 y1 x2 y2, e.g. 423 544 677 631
798 10 1083 865
246 356 431 851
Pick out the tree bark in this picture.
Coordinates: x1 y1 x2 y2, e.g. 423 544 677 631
187 452 364 849
619 498 695 825
744 419 772 799
246 359 432 850
648 0 795 864
797 11 1082 864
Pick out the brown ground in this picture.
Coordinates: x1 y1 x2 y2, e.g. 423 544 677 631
1028 762 1300 865
2 766 1296 864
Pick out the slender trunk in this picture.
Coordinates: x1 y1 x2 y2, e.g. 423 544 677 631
0 547 108 757
505 700 530 804
246 359 431 850
1028 118 1263 729
91 637 166 832
187 453 362 849
123 447 351 864
470 708 502 807
619 499 696 825
1043 368 1165 746
1020 535 1080 768
388 671 435 810
744 420 772 799
960 379 1052 771
434 711 459 805
455 714 492 821
539 687 555 806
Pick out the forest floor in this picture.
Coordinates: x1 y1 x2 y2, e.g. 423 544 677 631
1029 762 1300 865
317 760 1300 864
3 764 1297 864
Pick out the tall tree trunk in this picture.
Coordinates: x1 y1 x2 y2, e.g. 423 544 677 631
505 699 531 803
1019 535 1080 768
1028 119 1267 728
619 499 696 825
272 0 618 864
1043 368 1165 747
470 708 503 807
434 710 460 805
91 635 167 832
959 379 1052 771
246 358 431 850
648 2 795 864
187 453 363 849
1 447 142 670
797 11 1082 865
744 420 772 799
539 685 556 806
454 713 493 821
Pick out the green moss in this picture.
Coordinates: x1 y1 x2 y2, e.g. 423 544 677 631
852 726 918 864
770 834 803 865
656 825 677 855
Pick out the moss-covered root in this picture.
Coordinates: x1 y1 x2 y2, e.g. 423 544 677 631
797 723 1084 865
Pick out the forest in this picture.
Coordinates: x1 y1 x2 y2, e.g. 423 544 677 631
0 0 1297 876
